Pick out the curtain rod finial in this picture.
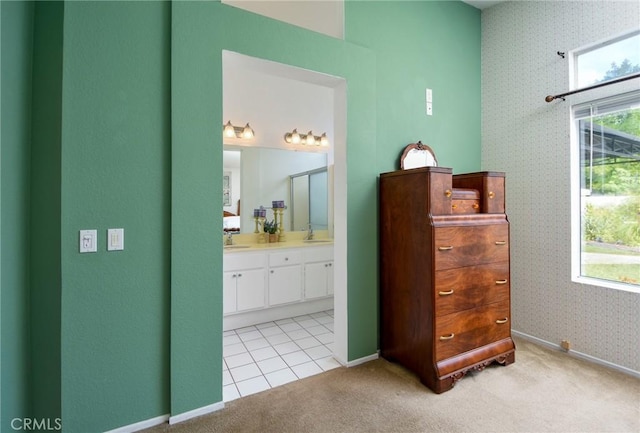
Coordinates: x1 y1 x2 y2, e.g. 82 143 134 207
545 95 556 103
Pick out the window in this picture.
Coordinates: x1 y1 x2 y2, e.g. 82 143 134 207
574 31 640 88
571 32 640 292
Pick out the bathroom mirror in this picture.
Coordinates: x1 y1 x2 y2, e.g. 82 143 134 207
223 146 327 233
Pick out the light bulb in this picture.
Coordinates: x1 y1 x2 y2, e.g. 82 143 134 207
305 131 315 146
320 133 329 146
291 129 300 144
242 123 254 139
224 121 235 138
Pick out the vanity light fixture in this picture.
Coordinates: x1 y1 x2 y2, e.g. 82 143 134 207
223 121 255 139
284 129 329 147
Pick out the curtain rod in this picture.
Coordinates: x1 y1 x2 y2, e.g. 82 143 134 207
545 72 640 103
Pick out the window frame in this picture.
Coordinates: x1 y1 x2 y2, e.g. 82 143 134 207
569 30 640 294
569 91 640 294
571 29 640 90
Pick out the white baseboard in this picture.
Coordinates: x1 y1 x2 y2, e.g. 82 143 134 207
512 330 640 379
104 414 169 433
346 352 379 367
169 401 225 425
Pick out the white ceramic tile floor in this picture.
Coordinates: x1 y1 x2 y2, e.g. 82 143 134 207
222 310 339 401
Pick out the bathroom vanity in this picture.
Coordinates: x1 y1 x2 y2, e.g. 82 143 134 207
223 238 333 331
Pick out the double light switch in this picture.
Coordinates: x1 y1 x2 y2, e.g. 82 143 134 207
79 228 124 253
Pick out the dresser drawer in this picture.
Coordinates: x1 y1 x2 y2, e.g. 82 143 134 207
434 224 509 270
434 262 510 316
434 300 511 362
451 188 480 214
451 199 480 214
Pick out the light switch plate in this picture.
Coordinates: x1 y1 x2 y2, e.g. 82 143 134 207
79 230 98 253
107 228 124 251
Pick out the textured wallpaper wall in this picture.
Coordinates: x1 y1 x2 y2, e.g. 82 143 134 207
481 1 639 373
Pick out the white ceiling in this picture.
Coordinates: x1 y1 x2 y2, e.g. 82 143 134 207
462 1 504 9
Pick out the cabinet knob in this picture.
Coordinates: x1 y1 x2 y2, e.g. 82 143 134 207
439 333 455 341
270 270 274 274
495 241 507 245
444 189 452 198
438 246 453 251
488 191 495 199
496 318 509 324
285 257 289 261
238 273 242 277
438 289 454 296
495 279 508 285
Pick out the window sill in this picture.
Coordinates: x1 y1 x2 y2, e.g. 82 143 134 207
572 275 640 294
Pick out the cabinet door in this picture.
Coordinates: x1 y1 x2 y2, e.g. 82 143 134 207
305 262 329 299
269 265 302 306
223 272 238 314
236 268 266 311
327 262 334 295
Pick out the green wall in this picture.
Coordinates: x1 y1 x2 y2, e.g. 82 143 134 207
30 0 63 422
59 2 171 431
1 1 480 432
171 1 378 413
1 2 34 431
347 0 481 174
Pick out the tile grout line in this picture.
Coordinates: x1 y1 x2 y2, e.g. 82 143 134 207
223 311 336 401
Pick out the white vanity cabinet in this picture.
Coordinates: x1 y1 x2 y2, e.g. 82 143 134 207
223 244 334 331
223 253 266 314
303 246 334 299
267 250 302 306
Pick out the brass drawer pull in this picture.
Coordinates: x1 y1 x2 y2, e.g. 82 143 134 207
495 241 506 245
444 189 452 198
488 191 495 199
495 279 508 285
496 318 509 324
439 333 455 341
472 203 479 209
438 246 453 251
451 204 457 209
438 289 454 296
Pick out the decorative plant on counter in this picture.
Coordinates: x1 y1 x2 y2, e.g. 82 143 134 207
263 219 278 234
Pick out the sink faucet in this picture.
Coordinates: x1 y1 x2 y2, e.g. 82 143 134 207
225 232 233 245
304 223 314 240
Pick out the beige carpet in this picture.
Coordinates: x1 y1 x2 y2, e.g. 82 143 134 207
145 338 640 433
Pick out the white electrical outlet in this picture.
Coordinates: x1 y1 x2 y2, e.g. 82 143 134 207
79 230 97 253
107 228 124 251
426 88 433 103
426 102 433 116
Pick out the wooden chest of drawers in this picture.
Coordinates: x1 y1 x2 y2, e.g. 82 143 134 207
379 167 515 393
